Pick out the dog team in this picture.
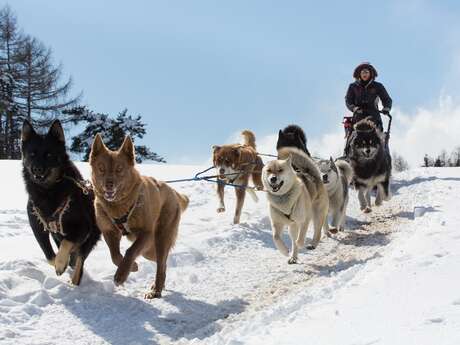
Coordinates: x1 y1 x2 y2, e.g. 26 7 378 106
20 115 391 298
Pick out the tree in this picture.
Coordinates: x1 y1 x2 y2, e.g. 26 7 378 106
70 107 165 163
0 5 81 158
15 35 80 124
393 152 409 172
0 5 23 158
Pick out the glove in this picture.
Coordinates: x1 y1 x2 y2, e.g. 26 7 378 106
381 108 390 115
352 106 363 114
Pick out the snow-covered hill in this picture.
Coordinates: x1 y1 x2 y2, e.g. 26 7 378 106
0 161 459 345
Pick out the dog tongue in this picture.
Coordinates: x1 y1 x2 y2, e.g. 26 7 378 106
104 191 116 201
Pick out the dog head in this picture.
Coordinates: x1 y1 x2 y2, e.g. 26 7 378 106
21 120 67 187
276 126 308 154
212 145 242 181
318 157 339 189
262 155 296 195
89 134 138 203
350 119 382 160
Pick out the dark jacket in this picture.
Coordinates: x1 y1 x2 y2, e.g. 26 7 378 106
345 80 392 128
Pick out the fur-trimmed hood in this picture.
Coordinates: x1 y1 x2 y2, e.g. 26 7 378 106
353 62 378 80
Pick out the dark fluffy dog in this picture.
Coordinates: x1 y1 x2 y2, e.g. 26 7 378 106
21 120 100 285
348 119 392 213
276 125 311 156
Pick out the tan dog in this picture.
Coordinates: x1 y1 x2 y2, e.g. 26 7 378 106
262 147 329 263
89 134 189 298
212 130 264 224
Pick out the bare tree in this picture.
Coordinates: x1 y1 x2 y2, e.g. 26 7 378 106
15 35 81 125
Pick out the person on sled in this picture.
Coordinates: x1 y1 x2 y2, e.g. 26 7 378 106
343 62 392 156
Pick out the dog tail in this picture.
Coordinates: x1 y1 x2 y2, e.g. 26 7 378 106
241 130 256 149
176 192 190 212
278 147 322 183
336 159 353 185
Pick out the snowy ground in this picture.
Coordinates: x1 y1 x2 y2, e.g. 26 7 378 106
0 161 459 345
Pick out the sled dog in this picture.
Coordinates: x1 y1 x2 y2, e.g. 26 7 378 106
212 130 264 224
262 147 329 263
21 120 100 285
89 134 189 298
348 118 392 213
318 157 353 233
276 124 311 156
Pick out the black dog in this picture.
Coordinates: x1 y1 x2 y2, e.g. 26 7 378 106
276 124 311 156
21 120 100 285
348 119 392 213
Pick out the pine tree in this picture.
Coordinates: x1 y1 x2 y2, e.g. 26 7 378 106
0 5 81 158
70 107 165 163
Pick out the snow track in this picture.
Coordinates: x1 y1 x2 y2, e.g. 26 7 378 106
0 162 457 345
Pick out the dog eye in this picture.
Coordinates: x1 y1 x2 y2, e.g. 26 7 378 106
98 165 105 173
46 153 53 159
115 165 123 173
278 169 283 173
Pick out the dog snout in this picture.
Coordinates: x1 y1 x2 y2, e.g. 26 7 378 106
105 179 115 191
270 176 277 184
219 168 225 175
31 166 45 176
365 148 371 155
322 174 328 183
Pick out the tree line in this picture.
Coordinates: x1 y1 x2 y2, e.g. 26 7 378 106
0 6 164 162
423 148 460 167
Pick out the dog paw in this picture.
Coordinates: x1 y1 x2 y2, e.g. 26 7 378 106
144 290 162 299
306 244 316 250
217 207 225 213
130 262 139 272
288 257 298 264
233 217 240 224
47 258 56 267
363 207 372 213
113 267 130 286
54 257 68 276
329 228 339 234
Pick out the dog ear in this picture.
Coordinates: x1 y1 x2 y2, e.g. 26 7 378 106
278 130 284 140
285 154 293 166
90 133 107 162
120 135 135 164
21 120 36 142
212 145 221 153
47 120 65 143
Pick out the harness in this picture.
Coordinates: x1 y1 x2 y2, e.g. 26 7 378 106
32 196 71 236
30 175 92 236
102 184 144 236
110 198 139 236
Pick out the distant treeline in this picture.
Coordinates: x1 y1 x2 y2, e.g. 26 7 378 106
0 5 164 162
423 148 460 167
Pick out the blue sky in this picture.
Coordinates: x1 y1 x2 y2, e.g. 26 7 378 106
5 0 460 163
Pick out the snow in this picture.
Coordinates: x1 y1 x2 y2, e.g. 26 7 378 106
0 161 459 345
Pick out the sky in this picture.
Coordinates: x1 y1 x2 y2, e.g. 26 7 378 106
4 0 460 165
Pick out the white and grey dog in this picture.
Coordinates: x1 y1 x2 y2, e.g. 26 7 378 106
262 147 329 264
318 158 353 233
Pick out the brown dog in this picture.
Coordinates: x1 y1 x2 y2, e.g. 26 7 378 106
89 134 189 298
212 130 264 224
